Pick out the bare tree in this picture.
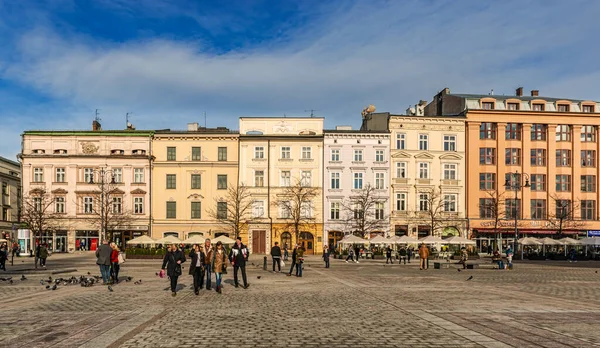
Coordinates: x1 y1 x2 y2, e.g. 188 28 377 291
546 194 586 236
413 187 446 237
341 184 388 238
207 183 254 239
20 188 61 268
479 190 508 250
83 181 137 242
273 179 319 242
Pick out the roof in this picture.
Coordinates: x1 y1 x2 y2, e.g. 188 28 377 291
448 93 598 103
22 130 155 136
323 129 390 134
154 129 239 135
0 156 20 167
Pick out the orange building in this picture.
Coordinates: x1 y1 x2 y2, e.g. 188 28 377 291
426 87 600 251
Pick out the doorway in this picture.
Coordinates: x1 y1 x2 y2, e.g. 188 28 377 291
252 230 266 254
328 231 344 251
281 232 292 250
298 232 314 255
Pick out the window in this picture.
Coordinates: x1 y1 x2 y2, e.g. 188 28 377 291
280 201 291 219
419 193 429 211
134 168 144 183
191 174 201 189
396 162 407 178
134 197 144 214
530 200 546 220
581 175 596 192
55 168 65 182
330 149 340 161
112 197 122 214
252 201 264 218
217 202 227 219
505 123 521 140
254 146 264 159
191 147 201 161
443 135 456 151
556 150 571 167
418 134 429 150
166 174 176 189
84 168 93 183
557 104 570 112
532 103 544 111
113 168 122 183
166 202 176 219
1 182 7 196
55 197 65 213
396 133 406 149
444 194 457 212
300 201 312 218
418 162 429 179
479 173 495 190
33 197 42 211
396 193 407 211
479 148 496 165
530 149 546 166
505 148 521 165
301 147 312 159
555 200 572 218
479 198 494 218
353 203 363 219
330 172 340 189
375 173 385 189
255 170 264 187
167 147 176 161
353 150 363 162
443 163 457 180
581 126 596 142
582 105 595 113
2 208 8 221
375 150 384 162
531 124 547 140
281 146 291 159
581 200 596 220
353 173 363 189
581 150 596 167
330 202 340 220
191 202 201 219
301 171 312 187
505 173 521 188
530 174 546 191
218 147 228 161
507 102 519 110
482 102 494 110
555 175 571 192
556 125 571 141
217 175 227 189
375 202 385 220
505 199 521 219
479 123 496 139
83 197 93 213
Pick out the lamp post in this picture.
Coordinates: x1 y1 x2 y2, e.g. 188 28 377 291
504 170 530 259
89 168 116 244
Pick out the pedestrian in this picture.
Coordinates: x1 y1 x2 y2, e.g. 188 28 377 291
354 245 361 263
323 245 330 268
39 243 49 268
283 244 289 261
189 244 205 295
212 241 227 293
271 241 282 272
418 243 429 270
459 247 468 269
0 245 7 271
110 242 120 284
287 244 298 276
407 247 413 263
505 245 513 269
162 244 186 297
345 246 355 263
398 247 407 264
487 244 492 256
229 237 249 289
385 246 393 264
202 239 214 290
35 243 40 267
296 245 305 277
95 240 113 284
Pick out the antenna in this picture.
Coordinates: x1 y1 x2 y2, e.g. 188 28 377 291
204 111 207 128
305 109 319 117
126 112 132 126
94 109 101 122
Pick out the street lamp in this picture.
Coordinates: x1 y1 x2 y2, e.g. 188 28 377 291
504 170 530 259
89 168 116 243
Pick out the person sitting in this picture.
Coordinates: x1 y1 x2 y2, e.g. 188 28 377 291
491 249 503 269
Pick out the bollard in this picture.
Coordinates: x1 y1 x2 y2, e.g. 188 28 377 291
263 256 267 270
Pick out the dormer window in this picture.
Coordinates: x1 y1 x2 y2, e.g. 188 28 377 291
557 104 570 112
32 149 45 154
532 103 545 111
111 149 125 155
507 103 519 110
481 102 494 110
53 149 67 154
132 149 146 155
583 105 595 113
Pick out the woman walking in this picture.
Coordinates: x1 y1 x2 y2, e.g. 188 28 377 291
323 245 330 268
188 244 205 295
212 241 227 293
110 242 120 284
161 244 186 297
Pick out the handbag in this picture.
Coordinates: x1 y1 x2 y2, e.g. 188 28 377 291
280 260 285 268
222 263 228 274
174 264 182 276
118 253 125 264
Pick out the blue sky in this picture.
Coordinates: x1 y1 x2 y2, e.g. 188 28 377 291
1 0 600 159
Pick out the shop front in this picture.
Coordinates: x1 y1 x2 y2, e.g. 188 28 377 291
76 230 99 251
112 230 148 250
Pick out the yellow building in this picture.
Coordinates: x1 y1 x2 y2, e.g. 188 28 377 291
239 118 324 254
151 124 239 241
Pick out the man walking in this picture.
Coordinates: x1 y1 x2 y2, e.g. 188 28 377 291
287 244 298 276
271 241 282 272
202 239 214 290
385 246 393 264
229 237 249 289
418 243 429 270
95 240 113 284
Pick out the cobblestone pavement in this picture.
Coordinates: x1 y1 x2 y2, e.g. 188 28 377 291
1 253 600 347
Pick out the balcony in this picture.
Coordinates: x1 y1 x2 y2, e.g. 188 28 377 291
416 179 431 185
441 180 460 186
393 178 409 184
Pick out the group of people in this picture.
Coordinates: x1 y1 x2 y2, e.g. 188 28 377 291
270 242 307 276
95 240 123 284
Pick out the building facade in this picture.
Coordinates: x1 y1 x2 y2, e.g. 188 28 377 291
323 127 390 248
239 118 324 254
425 87 600 249
20 122 153 252
151 124 239 241
0 156 21 242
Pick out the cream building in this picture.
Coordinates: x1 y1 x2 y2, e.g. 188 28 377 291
0 156 21 243
239 118 324 254
151 124 239 241
362 111 468 238
20 120 153 252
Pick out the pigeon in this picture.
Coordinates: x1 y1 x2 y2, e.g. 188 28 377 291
0 277 12 281
126 277 133 282
51 284 57 290
108 285 113 292
457 269 461 272
87 272 91 275
46 285 50 289
20 275 27 281
40 280 44 285
466 276 473 281
596 271 598 274
155 272 159 276
134 280 142 285
9 280 13 284
257 276 261 279
251 262 255 266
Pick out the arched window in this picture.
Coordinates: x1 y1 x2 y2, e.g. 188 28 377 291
281 232 292 250
163 232 179 237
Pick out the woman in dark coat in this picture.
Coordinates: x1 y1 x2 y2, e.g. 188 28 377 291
161 244 186 297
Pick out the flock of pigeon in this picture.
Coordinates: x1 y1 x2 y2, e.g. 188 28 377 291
0 272 142 292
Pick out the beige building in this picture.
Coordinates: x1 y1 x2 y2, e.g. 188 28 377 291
0 156 21 242
151 124 239 241
239 118 324 254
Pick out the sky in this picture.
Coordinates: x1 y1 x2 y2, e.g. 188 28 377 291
1 0 600 160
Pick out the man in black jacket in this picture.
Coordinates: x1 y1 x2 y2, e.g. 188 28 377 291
229 237 249 289
270 242 282 272
95 240 113 284
189 244 205 295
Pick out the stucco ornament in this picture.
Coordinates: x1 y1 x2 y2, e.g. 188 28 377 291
273 121 293 133
81 142 99 154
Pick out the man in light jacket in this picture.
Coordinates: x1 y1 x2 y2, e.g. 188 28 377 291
95 240 113 284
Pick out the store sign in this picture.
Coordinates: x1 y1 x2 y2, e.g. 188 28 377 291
588 230 600 237
478 220 553 228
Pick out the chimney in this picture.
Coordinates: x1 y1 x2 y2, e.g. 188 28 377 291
92 120 102 131
531 90 539 97
187 122 198 131
516 87 523 97
335 125 352 131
